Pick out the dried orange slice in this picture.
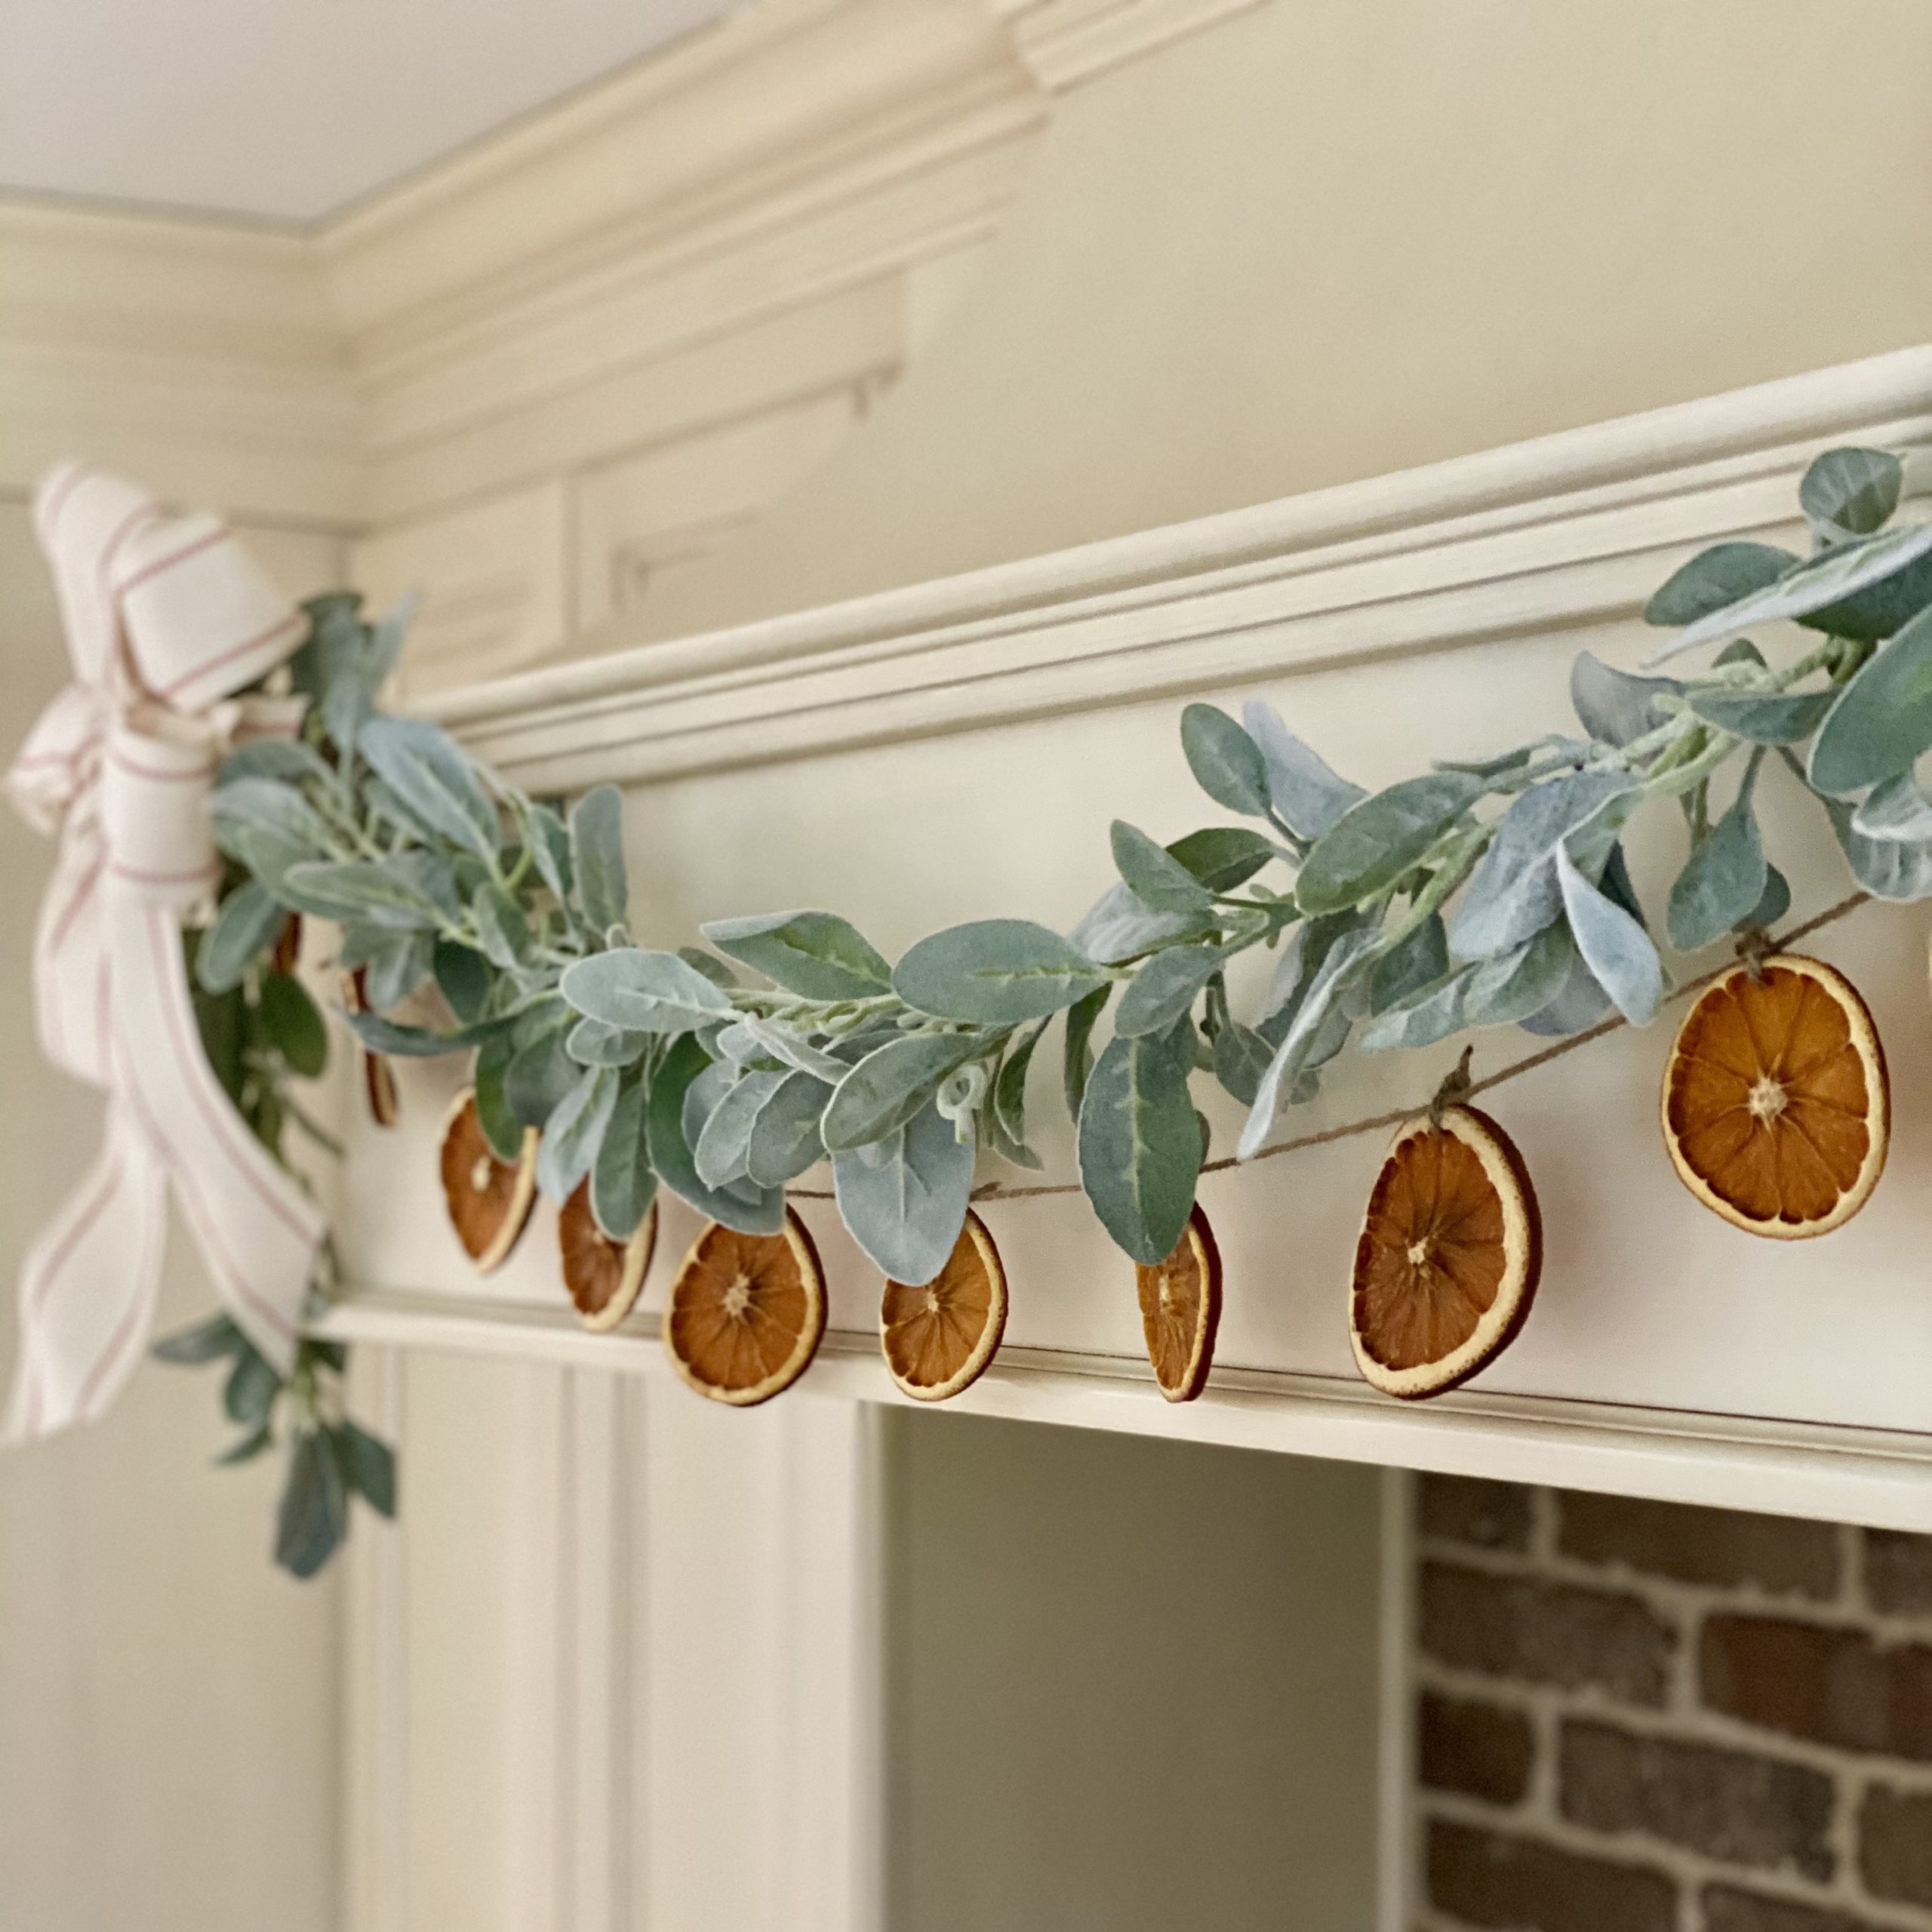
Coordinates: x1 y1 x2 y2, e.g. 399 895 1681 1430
342 968 399 1127
438 1088 538 1273
1662 955 1887 1239
1136 1204 1221 1402
880 1211 1008 1401
664 1210 826 1406
1350 1105 1540 1399
558 1181 657 1332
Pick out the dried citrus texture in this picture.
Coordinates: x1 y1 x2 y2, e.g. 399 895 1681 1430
1135 1204 1221 1402
1350 1105 1540 1400
342 969 398 1127
1662 956 1887 1239
664 1209 826 1406
558 1182 657 1333
880 1211 1008 1401
438 1088 538 1273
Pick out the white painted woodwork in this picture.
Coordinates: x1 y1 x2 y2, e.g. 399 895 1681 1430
328 347 1932 1536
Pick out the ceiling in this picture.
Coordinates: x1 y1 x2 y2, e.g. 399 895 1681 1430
0 0 736 224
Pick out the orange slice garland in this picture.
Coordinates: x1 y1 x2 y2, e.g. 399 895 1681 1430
880 1211 1008 1401
663 1210 827 1406
1350 1104 1541 1399
1661 955 1887 1239
1135 1204 1222 1402
438 1088 539 1273
558 1181 657 1332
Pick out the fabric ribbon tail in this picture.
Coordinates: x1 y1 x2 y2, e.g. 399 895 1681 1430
5 1118 167 1441
113 900 324 1379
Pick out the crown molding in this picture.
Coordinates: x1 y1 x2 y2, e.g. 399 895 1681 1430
992 0 1265 90
423 346 1932 794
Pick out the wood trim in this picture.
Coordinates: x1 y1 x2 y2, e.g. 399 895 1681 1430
995 0 1266 90
312 1285 1932 1534
423 346 1932 792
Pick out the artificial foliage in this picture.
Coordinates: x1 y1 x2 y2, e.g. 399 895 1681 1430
165 445 1932 1572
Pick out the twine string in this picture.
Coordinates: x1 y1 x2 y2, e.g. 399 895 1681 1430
788 891 1872 1204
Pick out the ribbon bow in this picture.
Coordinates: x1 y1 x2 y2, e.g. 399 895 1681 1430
4 463 326 1438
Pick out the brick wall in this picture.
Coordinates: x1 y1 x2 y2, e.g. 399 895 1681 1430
1413 1476 1932 1932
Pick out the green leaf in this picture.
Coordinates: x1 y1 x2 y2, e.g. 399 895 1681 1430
1800 447 1901 539
1063 983 1109 1120
570 786 629 936
195 884 285 994
506 1023 580 1130
259 971 328 1078
1821 796 1932 902
1238 926 1378 1155
591 1078 656 1239
746 1070 831 1187
358 718 500 862
472 1034 525 1162
1644 541 1798 627
1449 771 1632 958
821 1029 996 1152
894 920 1108 1024
1295 773 1481 915
1852 772 1932 844
731 1016 850 1085
343 1008 500 1060
1164 826 1279 891
700 909 892 999
1211 1020 1274 1105
987 1027 1044 1171
1115 944 1223 1038
1686 688 1833 746
216 1424 272 1466
331 1420 396 1518
1068 882 1213 966
223 1349 280 1427
1556 844 1663 1023
275 1429 347 1580
1460 921 1577 1029
1668 783 1767 952
832 1101 974 1284
1740 863 1791 932
646 1035 785 1232
1358 964 1472 1051
567 1017 647 1067
152 1311 247 1364
1647 522 1932 663
536 1064 620 1201
1808 605 1932 795
277 858 445 930
1110 822 1216 915
1367 914 1447 1014
471 884 528 970
1570 651 1681 747
217 738 337 791
694 1070 785 1189
1179 704 1271 816
360 931 432 1014
561 948 732 1035
1077 1022 1201 1265
1241 701 1364 837
678 946 738 989
521 801 574 904
433 939 493 1023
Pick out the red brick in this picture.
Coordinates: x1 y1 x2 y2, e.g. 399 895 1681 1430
1420 1692 1534 1805
1421 1561 1675 1706
1558 1493 1839 1600
1557 1718 1834 1880
1420 1474 1534 1552
1858 1782 1932 1909
1702 1885 1897 1932
1699 1614 1932 1761
1864 1530 1932 1619
1426 1820 1676 1932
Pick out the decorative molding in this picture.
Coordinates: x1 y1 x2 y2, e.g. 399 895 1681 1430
423 346 1932 793
992 0 1266 91
314 1284 1932 1535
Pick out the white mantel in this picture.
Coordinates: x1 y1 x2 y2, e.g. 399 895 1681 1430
319 346 1932 1537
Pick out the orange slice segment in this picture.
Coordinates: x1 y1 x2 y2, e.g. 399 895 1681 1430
559 1182 657 1333
1350 1104 1540 1399
664 1209 826 1406
438 1088 538 1273
1662 955 1887 1239
1135 1204 1221 1402
881 1211 1008 1402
